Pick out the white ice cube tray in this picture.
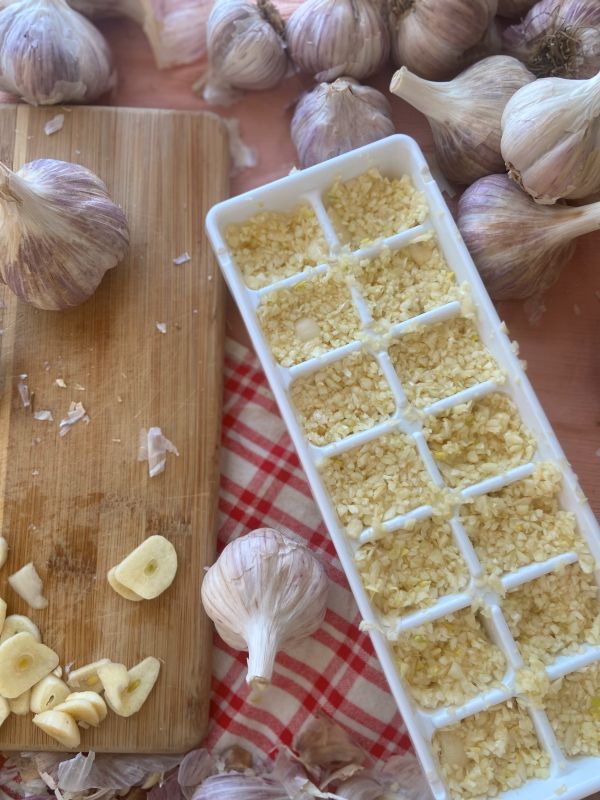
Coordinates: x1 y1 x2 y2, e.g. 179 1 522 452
206 135 600 800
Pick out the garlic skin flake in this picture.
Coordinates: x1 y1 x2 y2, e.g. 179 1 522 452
292 77 394 168
201 528 328 694
0 0 115 105
0 159 129 311
390 56 534 185
286 0 390 82
137 427 179 477
458 174 600 301
501 71 600 204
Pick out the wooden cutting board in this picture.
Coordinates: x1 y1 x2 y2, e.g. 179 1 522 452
0 105 228 752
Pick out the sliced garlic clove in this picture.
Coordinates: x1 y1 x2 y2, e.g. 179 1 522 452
0 632 59 698
8 688 30 715
107 566 143 602
8 562 48 609
65 691 107 722
114 535 178 599
30 675 71 713
33 710 81 749
0 697 9 727
0 613 41 644
104 657 161 717
54 696 101 727
0 536 7 569
97 662 129 710
53 665 63 678
67 658 111 692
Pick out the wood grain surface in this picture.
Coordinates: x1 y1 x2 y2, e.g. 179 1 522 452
0 104 229 752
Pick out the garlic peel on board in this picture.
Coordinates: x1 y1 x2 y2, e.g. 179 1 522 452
201 528 328 695
0 159 129 311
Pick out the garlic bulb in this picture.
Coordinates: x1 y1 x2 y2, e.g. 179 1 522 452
457 174 600 300
503 0 600 78
0 0 115 105
292 77 394 168
388 0 497 80
201 0 287 105
286 0 390 82
501 72 600 203
201 528 328 694
0 159 129 311
497 0 537 17
390 56 534 185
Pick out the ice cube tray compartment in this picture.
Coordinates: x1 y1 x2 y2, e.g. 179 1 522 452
206 135 600 800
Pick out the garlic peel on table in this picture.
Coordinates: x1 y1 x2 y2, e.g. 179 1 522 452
201 528 328 695
0 158 129 311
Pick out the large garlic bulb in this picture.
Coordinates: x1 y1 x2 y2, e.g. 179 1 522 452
286 0 390 82
503 0 600 79
292 77 395 168
457 174 600 300
0 0 115 105
201 528 328 694
390 56 534 185
501 71 600 204
388 0 498 80
0 159 129 311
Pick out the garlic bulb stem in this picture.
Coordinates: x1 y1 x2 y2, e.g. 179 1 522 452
245 615 277 689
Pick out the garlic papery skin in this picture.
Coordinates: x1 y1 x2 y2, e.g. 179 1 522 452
192 774 290 800
390 56 534 185
201 0 287 105
0 159 129 311
292 77 394 168
286 0 390 82
0 0 115 105
501 71 600 203
457 174 600 300
388 0 498 80
201 528 328 694
497 0 537 17
503 0 600 79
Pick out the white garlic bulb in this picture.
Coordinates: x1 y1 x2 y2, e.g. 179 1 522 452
201 528 328 694
390 56 534 185
286 0 390 82
457 174 600 300
0 159 129 311
0 0 115 105
501 71 600 204
497 0 537 17
503 0 600 78
201 0 287 105
388 0 498 80
292 77 395 168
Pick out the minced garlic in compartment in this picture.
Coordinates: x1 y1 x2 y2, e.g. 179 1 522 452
433 701 550 800
290 351 395 446
388 317 505 409
545 662 600 756
325 169 427 250
503 564 600 667
257 271 361 367
423 393 536 489
225 203 328 289
355 518 469 618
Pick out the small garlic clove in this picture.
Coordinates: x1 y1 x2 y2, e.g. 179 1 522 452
291 77 395 168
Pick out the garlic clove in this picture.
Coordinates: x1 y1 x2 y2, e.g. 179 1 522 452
65 690 108 721
0 632 59 698
33 709 81 749
0 158 129 311
102 657 161 717
8 689 31 716
54 694 102 726
0 613 42 644
292 77 395 168
8 562 48 609
390 56 534 185
67 658 111 692
113 534 178 599
0 0 115 106
30 675 71 713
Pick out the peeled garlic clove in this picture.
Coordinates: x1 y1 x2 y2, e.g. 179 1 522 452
501 72 600 204
390 56 534 185
0 0 115 105
0 159 129 311
503 0 600 79
291 77 394 168
497 0 537 18
286 0 390 82
33 710 81 749
8 562 48 609
388 0 497 80
457 174 600 301
201 527 328 694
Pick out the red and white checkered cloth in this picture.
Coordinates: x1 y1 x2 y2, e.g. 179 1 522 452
206 339 411 762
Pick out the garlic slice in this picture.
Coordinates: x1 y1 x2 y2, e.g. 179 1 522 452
30 675 71 713
0 632 59 698
100 658 161 717
54 692 107 726
0 536 7 569
0 613 41 644
107 567 143 601
67 659 111 692
0 697 9 727
33 710 81 749
0 598 6 632
113 535 178 599
8 562 48 609
9 689 31 715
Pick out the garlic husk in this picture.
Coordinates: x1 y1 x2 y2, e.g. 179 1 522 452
286 0 390 82
291 77 394 168
192 773 291 800
457 173 600 300
501 71 600 204
497 0 537 17
388 0 498 80
0 0 115 105
390 56 534 185
200 0 287 105
0 159 129 311
201 528 328 693
503 0 600 79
